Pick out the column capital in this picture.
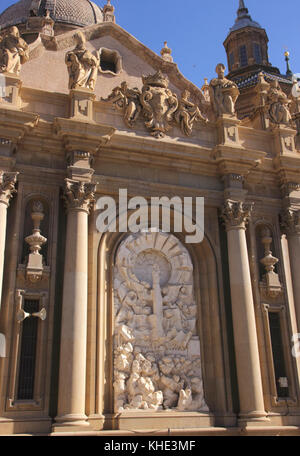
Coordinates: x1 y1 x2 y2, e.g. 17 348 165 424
0 171 19 207
63 179 96 214
280 208 300 236
221 199 254 231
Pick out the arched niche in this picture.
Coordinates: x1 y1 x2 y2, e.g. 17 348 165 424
93 221 234 429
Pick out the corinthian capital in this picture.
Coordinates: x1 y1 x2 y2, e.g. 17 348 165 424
0 171 19 207
221 199 254 230
281 208 300 235
63 179 96 214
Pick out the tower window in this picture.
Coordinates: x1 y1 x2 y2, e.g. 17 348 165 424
253 43 262 64
268 312 289 398
239 45 248 67
229 52 235 70
17 299 39 400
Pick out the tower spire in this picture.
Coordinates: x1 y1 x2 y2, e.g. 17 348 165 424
237 0 251 20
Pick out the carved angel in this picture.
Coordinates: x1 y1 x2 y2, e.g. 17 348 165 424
175 90 208 136
0 26 29 76
65 31 99 91
102 81 142 128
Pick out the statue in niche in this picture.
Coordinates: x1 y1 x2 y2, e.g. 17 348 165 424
209 63 239 117
266 79 292 125
65 31 99 91
175 90 208 136
113 232 209 413
0 26 29 76
102 81 142 128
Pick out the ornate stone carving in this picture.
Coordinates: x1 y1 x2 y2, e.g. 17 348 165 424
175 90 208 136
140 71 178 138
103 0 116 23
160 42 173 63
259 227 282 298
65 32 99 91
0 27 29 76
102 81 142 128
209 64 239 117
103 72 207 138
221 199 253 230
113 231 208 413
25 200 47 283
0 171 18 206
63 178 96 213
266 79 292 126
281 208 300 235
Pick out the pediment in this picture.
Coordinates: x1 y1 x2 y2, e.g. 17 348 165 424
21 22 206 106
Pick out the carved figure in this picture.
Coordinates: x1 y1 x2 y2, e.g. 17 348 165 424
175 90 207 135
0 26 29 75
65 31 99 91
209 63 239 117
102 81 142 128
266 79 292 125
113 232 209 412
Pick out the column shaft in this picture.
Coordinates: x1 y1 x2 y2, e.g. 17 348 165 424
287 233 300 330
0 203 8 310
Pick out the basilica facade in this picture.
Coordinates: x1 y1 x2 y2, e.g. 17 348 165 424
0 0 300 436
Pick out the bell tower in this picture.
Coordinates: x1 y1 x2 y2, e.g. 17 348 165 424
223 0 280 78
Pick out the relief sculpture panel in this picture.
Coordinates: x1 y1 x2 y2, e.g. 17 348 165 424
113 232 209 413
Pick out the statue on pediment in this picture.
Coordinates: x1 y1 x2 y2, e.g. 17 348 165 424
102 81 142 128
65 31 99 91
0 26 29 76
209 63 239 117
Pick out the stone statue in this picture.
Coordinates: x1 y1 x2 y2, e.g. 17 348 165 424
175 90 207 135
0 26 29 76
209 63 239 117
102 81 142 128
113 232 209 413
65 31 99 91
266 79 292 125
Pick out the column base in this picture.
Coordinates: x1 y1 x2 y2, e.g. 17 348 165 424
53 413 90 433
238 410 270 427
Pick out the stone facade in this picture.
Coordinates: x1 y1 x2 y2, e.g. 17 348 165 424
0 0 300 436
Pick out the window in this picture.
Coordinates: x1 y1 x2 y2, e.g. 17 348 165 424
253 43 262 64
229 52 235 71
17 299 39 400
239 45 248 67
268 312 289 398
99 48 122 75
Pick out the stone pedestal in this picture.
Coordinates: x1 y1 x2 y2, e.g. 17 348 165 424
222 200 268 425
0 74 22 109
53 179 96 430
70 88 95 121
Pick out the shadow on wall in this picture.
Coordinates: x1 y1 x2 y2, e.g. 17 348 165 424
0 333 5 357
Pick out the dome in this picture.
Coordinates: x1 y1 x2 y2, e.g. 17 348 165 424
0 0 103 30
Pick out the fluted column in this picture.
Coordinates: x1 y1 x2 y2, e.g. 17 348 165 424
54 179 95 429
0 171 18 311
281 208 300 330
221 200 267 424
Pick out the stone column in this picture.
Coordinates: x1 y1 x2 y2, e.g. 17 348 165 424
281 208 300 330
0 171 18 311
221 200 267 424
54 179 95 429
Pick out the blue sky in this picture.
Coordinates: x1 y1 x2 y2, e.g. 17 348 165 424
1 0 299 87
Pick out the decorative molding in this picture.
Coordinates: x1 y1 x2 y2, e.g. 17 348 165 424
221 199 254 230
0 170 18 207
63 178 96 214
280 208 300 235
